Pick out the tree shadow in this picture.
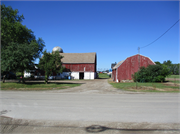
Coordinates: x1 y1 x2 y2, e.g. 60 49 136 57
96 78 109 79
85 125 180 133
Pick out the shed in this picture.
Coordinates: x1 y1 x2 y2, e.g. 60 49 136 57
112 54 155 82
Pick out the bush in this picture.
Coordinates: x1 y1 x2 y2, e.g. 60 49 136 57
132 65 170 82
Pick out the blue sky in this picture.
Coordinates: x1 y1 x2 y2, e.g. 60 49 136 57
2 1 179 71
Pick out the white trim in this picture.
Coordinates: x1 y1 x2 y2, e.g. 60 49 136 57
116 69 117 82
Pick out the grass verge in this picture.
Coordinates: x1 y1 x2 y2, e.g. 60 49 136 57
109 80 179 93
1 81 81 91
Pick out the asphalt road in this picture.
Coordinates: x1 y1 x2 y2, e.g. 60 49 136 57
1 91 180 123
0 79 180 133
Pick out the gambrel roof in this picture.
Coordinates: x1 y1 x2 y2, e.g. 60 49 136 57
112 54 155 70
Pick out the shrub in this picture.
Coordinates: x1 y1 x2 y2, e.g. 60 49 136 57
132 65 170 82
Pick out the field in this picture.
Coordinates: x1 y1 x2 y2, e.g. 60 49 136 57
98 73 110 78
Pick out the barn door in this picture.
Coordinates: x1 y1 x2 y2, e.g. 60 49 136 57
79 72 84 79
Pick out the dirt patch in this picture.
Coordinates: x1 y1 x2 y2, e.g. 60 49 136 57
166 78 180 81
126 86 179 92
163 82 180 87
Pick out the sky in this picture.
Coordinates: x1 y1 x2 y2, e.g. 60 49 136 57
2 0 179 71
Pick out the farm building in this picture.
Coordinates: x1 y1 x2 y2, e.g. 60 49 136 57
59 52 97 79
112 54 155 82
25 46 97 80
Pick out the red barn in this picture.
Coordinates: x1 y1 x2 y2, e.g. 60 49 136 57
112 54 155 82
59 52 97 79
31 46 97 80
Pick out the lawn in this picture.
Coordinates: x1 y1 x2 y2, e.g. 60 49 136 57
98 73 110 79
166 75 180 78
169 80 180 83
1 81 81 91
109 80 179 92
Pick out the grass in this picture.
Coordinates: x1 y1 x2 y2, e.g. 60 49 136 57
98 73 110 79
109 80 179 93
1 81 81 91
169 80 180 83
166 75 180 78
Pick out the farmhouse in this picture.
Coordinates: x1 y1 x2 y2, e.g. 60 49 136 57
112 54 155 82
25 46 97 80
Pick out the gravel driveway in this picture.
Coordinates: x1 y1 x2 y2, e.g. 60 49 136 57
46 78 138 94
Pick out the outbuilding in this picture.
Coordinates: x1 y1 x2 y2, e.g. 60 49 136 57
112 54 155 82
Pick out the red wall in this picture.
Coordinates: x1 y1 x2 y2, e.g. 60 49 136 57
62 63 96 72
112 69 116 81
34 63 96 76
115 55 155 82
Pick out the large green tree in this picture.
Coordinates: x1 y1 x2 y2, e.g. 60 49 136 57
1 4 45 83
1 4 34 48
38 50 64 84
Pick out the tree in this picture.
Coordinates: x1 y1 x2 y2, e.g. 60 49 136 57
1 39 45 83
1 4 34 48
1 4 45 83
154 61 161 65
163 60 172 66
154 60 179 75
38 50 64 84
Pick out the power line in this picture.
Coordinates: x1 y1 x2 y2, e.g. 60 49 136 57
140 19 180 49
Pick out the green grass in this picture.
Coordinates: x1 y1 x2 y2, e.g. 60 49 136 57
98 73 110 79
169 80 180 83
109 81 179 92
1 81 81 91
166 75 180 78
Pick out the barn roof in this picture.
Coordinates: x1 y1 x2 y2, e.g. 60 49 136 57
112 60 125 69
60 52 96 64
112 54 155 70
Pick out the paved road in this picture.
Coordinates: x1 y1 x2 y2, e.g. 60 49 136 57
1 91 179 123
1 79 180 133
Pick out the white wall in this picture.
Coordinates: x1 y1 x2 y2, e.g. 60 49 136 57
33 71 95 80
84 72 95 80
24 71 31 78
71 72 79 79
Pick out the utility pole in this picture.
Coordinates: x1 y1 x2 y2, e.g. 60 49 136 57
136 47 140 89
138 47 140 71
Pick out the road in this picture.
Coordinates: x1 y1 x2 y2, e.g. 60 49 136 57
0 79 180 133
